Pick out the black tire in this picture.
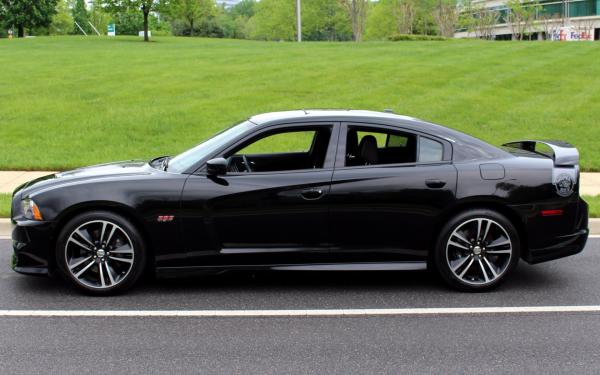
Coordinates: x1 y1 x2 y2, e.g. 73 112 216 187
434 209 520 292
55 211 146 295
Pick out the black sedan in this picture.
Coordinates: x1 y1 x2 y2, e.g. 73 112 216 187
10 110 589 294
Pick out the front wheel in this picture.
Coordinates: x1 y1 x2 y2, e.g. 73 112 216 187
55 211 146 295
434 209 520 292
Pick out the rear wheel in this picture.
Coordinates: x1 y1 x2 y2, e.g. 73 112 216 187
56 211 146 295
434 209 520 292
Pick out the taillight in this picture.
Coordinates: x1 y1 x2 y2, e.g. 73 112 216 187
541 209 564 217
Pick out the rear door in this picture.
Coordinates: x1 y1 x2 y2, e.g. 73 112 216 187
329 123 458 263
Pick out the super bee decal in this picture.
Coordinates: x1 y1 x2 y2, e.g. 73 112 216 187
554 172 575 197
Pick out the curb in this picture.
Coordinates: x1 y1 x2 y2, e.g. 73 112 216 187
1 218 600 237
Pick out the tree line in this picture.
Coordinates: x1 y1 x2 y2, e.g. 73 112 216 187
1 0 465 41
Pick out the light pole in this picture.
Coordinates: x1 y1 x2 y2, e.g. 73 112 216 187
297 0 302 42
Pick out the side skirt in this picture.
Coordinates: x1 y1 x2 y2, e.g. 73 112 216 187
155 261 427 279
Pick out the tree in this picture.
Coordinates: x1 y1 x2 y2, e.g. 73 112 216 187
168 0 210 36
506 0 540 40
102 0 160 41
432 0 458 37
392 0 417 35
0 0 58 37
88 0 112 35
458 0 497 40
302 0 351 41
50 0 74 35
249 0 295 41
337 0 368 41
72 0 91 34
364 0 396 40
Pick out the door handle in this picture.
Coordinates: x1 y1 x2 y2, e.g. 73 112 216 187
425 179 447 189
301 188 324 200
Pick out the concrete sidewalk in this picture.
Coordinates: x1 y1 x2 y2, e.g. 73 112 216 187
2 171 600 195
0 171 56 194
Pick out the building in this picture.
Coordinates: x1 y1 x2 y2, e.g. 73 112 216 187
216 0 242 9
455 0 600 40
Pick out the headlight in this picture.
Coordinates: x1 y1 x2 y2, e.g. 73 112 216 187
21 199 43 221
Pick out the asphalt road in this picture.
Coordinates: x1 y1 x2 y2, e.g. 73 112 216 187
1 238 600 374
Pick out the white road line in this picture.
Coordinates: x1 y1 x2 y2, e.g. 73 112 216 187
1 306 600 318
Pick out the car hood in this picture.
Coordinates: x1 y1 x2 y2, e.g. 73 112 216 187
16 160 152 197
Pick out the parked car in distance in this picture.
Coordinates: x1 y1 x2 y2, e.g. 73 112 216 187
11 110 588 294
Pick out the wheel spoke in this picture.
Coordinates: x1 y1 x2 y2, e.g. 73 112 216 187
451 255 472 272
68 237 93 252
448 240 469 250
483 256 499 278
476 219 482 241
458 258 474 278
76 229 95 247
451 231 471 245
110 245 133 254
486 249 512 254
98 263 106 287
109 256 133 264
105 261 117 285
74 259 96 278
69 256 93 270
105 225 117 247
481 220 491 243
488 239 511 248
477 258 490 283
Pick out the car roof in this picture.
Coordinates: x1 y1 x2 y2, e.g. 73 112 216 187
248 110 510 161
249 110 418 127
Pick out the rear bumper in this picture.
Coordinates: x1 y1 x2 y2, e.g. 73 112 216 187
522 199 589 264
11 219 54 276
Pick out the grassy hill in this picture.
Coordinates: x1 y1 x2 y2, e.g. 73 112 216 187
1 36 599 170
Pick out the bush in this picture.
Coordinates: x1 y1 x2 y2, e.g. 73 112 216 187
388 34 447 41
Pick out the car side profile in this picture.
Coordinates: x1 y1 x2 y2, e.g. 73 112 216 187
11 110 589 295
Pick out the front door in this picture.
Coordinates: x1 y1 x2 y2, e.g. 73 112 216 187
180 123 338 267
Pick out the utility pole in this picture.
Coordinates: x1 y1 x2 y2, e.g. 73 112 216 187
297 0 302 42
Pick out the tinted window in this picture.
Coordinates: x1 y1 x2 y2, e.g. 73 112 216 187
240 131 316 154
346 127 417 166
226 127 331 173
419 137 444 162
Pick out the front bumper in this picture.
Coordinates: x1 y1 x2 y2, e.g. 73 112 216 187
522 199 589 264
12 219 54 276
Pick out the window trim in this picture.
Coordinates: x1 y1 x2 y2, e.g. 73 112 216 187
335 122 452 170
192 122 340 175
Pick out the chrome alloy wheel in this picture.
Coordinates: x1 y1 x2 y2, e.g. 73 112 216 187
64 220 135 289
445 218 513 286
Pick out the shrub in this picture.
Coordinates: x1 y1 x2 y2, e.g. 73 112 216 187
388 34 447 41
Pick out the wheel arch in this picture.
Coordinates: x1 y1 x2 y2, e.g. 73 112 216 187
431 198 528 258
50 201 155 273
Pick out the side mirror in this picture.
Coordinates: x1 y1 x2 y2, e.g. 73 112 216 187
206 158 228 176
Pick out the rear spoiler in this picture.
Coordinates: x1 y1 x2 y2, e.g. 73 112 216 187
502 140 579 167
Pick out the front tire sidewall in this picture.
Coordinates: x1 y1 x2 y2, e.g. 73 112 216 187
434 209 520 292
56 211 146 295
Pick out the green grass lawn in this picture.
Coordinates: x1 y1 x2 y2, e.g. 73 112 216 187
0 194 10 218
584 195 600 218
1 36 600 170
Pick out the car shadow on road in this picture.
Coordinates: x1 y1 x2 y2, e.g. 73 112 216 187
7 260 567 302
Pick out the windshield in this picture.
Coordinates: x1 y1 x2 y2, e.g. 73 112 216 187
167 120 255 173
